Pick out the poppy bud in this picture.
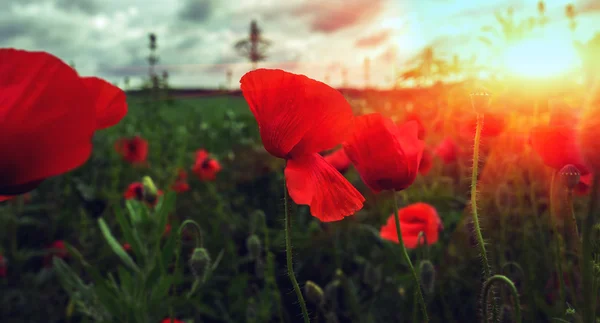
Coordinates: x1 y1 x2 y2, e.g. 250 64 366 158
418 260 436 296
362 262 382 291
189 247 211 280
559 164 581 190
304 280 325 306
142 176 159 205
470 88 492 114
246 234 262 260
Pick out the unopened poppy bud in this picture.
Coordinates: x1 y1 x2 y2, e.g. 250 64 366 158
470 88 492 114
142 176 159 204
246 234 262 260
363 262 382 291
418 260 436 296
304 280 325 306
189 247 211 279
559 164 581 190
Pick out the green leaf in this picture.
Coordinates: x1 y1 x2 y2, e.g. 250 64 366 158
155 191 176 239
98 218 140 273
114 204 146 264
126 200 142 223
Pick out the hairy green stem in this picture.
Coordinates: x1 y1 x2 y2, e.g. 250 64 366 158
392 191 429 322
483 275 522 323
549 170 567 306
283 178 310 323
582 173 600 323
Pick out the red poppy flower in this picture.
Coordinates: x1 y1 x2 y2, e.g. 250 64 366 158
578 103 600 172
123 243 132 251
172 181 190 193
114 136 148 164
191 149 222 181
434 138 458 164
163 224 172 237
419 148 433 176
124 182 163 206
176 168 187 181
44 240 68 266
324 148 352 174
574 173 593 196
530 124 589 174
380 202 443 248
343 114 424 193
0 49 127 197
403 112 426 139
460 113 506 138
0 253 7 277
161 319 184 323
240 69 364 222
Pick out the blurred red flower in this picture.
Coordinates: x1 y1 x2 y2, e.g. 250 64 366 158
419 148 433 176
403 112 426 140
123 243 132 251
0 49 127 197
434 138 458 164
114 136 149 165
574 173 593 196
44 240 68 266
191 149 222 181
124 182 163 206
163 224 172 237
380 202 443 248
530 124 589 174
240 69 364 222
161 319 184 323
578 102 600 172
0 253 6 277
344 114 424 193
171 169 190 193
324 148 352 174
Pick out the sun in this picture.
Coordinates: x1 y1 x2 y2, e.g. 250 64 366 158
501 36 580 78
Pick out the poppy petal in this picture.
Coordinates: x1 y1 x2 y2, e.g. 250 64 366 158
240 69 355 158
82 77 128 130
285 153 364 222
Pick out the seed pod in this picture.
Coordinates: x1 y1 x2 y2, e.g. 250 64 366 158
246 234 262 260
189 247 211 280
470 88 492 114
559 164 581 190
304 281 325 306
418 260 436 297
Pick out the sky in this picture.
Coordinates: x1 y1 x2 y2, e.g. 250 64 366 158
1 0 599 89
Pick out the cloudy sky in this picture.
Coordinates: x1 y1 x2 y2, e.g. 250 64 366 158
1 0 599 88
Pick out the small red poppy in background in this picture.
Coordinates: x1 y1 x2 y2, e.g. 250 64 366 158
171 168 190 193
344 114 424 193
460 113 506 139
530 124 589 174
419 148 433 176
380 202 443 248
44 240 68 266
324 148 352 174
122 243 132 251
434 138 458 164
403 112 426 140
240 69 364 222
124 182 163 206
163 224 172 237
0 253 7 277
114 136 148 165
192 150 222 181
0 49 127 198
161 319 184 323
574 173 593 196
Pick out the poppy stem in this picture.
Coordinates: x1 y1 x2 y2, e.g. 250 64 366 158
482 275 522 323
470 113 498 320
581 172 600 323
549 170 567 307
392 190 429 322
283 177 310 323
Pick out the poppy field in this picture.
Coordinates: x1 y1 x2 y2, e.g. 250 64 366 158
2 2 600 323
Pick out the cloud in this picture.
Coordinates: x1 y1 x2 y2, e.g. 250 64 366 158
292 0 388 33
355 29 392 48
55 0 99 14
178 0 213 23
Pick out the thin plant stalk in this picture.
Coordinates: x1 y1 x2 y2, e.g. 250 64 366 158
283 178 310 323
565 189 580 252
392 190 429 322
581 173 600 323
549 170 567 306
482 275 522 323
